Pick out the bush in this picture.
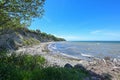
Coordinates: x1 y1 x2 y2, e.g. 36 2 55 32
32 67 89 80
0 52 89 80
22 38 40 46
0 63 23 80
0 52 45 80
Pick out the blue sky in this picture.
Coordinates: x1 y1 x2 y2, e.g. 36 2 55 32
30 0 120 41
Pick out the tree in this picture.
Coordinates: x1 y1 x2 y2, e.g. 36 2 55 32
0 0 45 28
36 29 41 33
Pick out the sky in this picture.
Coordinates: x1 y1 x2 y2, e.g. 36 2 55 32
30 0 120 41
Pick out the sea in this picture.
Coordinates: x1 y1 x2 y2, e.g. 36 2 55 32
48 41 120 60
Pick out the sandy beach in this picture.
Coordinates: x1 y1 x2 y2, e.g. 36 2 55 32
16 42 85 67
16 42 120 80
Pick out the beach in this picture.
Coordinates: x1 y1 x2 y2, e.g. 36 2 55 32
16 42 120 80
16 42 83 67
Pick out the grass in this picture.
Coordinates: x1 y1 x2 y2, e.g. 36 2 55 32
22 38 40 46
0 51 90 80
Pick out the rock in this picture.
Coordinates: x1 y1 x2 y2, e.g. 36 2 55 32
64 63 73 68
91 76 101 80
7 38 18 50
74 64 86 70
84 77 90 80
104 56 111 61
102 73 112 80
88 70 97 76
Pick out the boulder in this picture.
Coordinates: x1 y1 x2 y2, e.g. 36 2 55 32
64 63 73 68
74 64 86 70
84 77 90 80
91 76 101 80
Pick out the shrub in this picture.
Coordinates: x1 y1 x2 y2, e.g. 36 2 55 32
32 67 89 80
22 38 40 46
0 52 45 80
0 52 89 80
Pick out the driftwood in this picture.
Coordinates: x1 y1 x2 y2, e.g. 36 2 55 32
113 66 120 69
103 59 107 65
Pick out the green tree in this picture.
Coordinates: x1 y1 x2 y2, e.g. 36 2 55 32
0 0 45 28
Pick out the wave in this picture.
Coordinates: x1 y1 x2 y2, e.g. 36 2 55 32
48 43 80 59
81 53 94 57
59 52 80 59
48 43 57 51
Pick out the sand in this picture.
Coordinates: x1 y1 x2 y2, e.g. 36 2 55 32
16 42 88 67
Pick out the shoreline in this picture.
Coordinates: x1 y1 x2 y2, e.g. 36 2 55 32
16 42 120 80
16 42 88 66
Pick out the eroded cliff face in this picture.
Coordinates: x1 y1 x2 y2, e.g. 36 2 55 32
0 27 65 50
0 28 65 51
0 30 39 50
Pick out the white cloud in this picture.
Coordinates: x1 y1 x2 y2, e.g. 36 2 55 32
90 30 120 37
90 30 102 34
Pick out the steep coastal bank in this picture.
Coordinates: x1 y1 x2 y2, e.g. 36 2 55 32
16 42 120 80
0 27 65 51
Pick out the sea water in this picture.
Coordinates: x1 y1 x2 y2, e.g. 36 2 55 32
48 41 120 60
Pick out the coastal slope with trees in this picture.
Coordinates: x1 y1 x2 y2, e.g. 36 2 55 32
0 0 110 80
0 0 65 51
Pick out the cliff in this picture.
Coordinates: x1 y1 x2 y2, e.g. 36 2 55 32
0 27 65 51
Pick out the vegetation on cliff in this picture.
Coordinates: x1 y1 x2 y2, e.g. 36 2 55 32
0 0 65 51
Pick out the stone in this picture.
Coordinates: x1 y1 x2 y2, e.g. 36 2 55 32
64 63 73 68
102 73 112 80
104 56 111 61
74 64 86 70
91 76 101 80
88 70 96 76
84 77 90 80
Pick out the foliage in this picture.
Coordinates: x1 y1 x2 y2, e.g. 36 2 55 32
0 0 45 28
0 52 45 80
32 67 89 80
36 29 41 33
0 52 45 70
22 38 40 46
0 52 89 80
40 32 66 41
